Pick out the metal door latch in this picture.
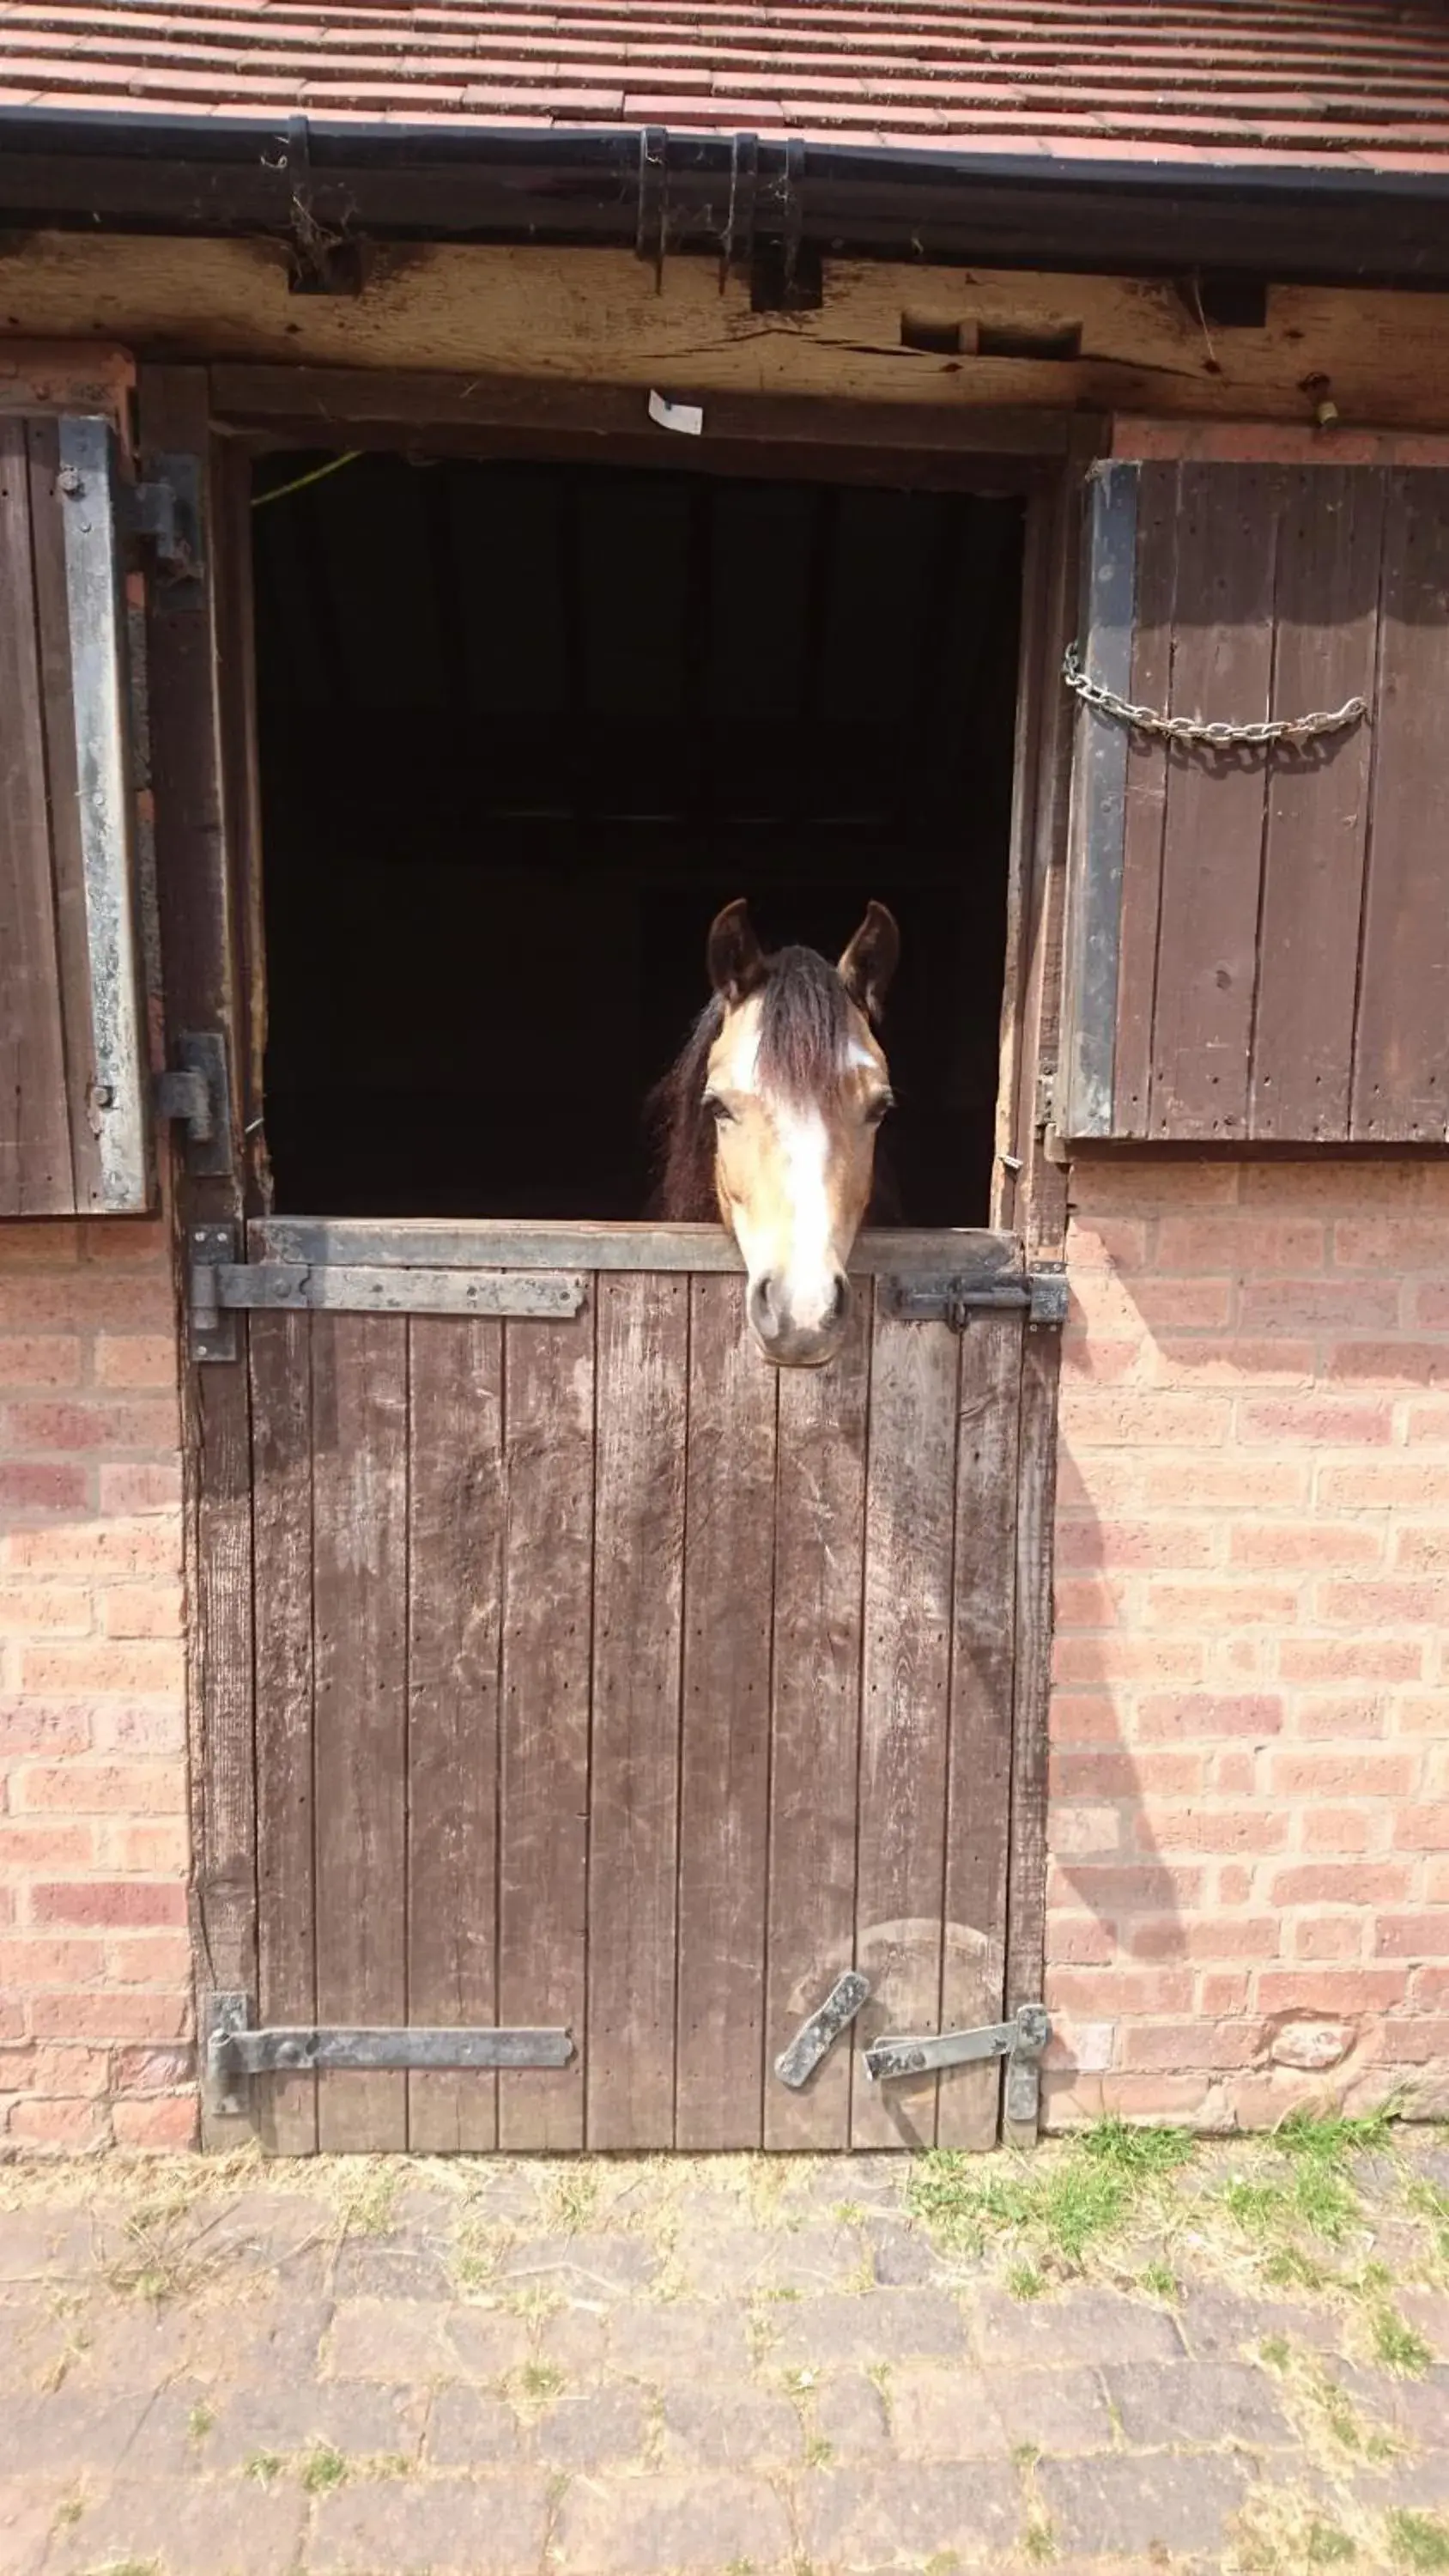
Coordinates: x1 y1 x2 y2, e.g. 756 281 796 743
203 1993 573 2118
880 1272 1067 1330
773 1971 870 2090
862 2003 1050 2110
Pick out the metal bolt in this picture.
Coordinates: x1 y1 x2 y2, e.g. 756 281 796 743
57 464 82 495
92 1084 114 1110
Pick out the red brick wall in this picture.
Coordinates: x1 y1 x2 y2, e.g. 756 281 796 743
1047 1157 1449 2129
0 1218 194 2150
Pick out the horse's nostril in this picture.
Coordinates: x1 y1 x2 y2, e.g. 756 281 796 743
749 1274 779 1332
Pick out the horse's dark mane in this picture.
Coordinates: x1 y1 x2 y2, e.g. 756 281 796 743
646 943 894 1222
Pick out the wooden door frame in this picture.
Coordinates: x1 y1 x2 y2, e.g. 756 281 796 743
151 355 1087 2146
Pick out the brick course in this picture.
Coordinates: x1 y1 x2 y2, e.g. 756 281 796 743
0 1219 193 2151
1048 1157 1449 2128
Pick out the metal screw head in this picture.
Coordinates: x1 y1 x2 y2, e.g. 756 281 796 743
58 463 82 495
91 1083 115 1110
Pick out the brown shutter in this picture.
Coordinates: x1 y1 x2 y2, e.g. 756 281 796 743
1058 448 1449 1145
1 386 149 1213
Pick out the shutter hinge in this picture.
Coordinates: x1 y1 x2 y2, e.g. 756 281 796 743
203 1993 573 2120
126 453 204 580
153 1033 233 1176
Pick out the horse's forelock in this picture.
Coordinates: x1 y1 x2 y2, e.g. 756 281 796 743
755 946 856 1106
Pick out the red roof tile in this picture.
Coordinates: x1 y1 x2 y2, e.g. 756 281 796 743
0 0 1446 170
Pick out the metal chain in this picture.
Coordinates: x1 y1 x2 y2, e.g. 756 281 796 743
1062 643 1367 750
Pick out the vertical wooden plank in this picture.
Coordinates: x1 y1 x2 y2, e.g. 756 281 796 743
1150 463 1280 1139
312 1314 409 2152
1252 469 1385 1139
1060 459 1137 1137
0 414 72 1213
497 1303 595 2149
250 1311 317 2156
1112 459 1178 1135
1003 1324 1062 2149
586 1274 688 2150
763 1291 869 2151
1352 471 1449 1140
937 1314 1022 2150
407 1317 504 2154
676 1275 777 2150
27 418 104 1211
852 1297 960 2150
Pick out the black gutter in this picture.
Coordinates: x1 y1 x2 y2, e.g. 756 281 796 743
3 107 1449 289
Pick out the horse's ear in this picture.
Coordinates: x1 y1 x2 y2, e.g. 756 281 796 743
839 901 900 1024
707 898 766 1004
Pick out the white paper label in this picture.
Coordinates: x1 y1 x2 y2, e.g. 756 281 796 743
648 390 704 437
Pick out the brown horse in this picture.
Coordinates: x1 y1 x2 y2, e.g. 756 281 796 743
649 898 900 1365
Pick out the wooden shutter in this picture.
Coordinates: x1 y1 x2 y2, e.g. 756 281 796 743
1 404 149 1213
1058 449 1449 1144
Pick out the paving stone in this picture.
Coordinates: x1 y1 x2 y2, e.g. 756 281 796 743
308 2472 550 2573
659 2382 801 2468
864 2219 948 2285
0 2215 95 2283
889 2366 1012 2460
440 2305 532 2379
972 2284 1185 2368
496 2233 658 2297
0 2389 149 2477
330 2239 453 2300
0 2293 84 2394
537 2303 609 2375
679 2220 865 2297
74 2296 212 2391
325 2297 450 2379
1176 2286 1341 2360
532 2385 650 2468
390 2184 461 2239
816 2369 894 2456
1376 2450 1449 2508
185 2190 327 2269
987 2365 1116 2455
1037 2452 1252 2557
1388 2365 1449 2445
1398 2288 1449 2357
47 2476 307 2576
202 2378 427 2470
424 2384 524 2468
607 2299 752 2379
0 2480 52 2576
552 2471 792 2573
1103 2359 1293 2448
221 2288 336 2381
773 2287 967 2367
799 2461 1022 2564
797 2154 909 2214
121 2382 226 2476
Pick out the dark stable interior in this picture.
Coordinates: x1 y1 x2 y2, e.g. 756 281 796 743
252 447 1023 1224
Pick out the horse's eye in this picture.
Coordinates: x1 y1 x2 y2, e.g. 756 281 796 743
865 1092 894 1127
703 1093 732 1124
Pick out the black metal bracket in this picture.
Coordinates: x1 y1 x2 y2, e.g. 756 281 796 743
718 130 759 291
636 125 670 289
127 453 204 580
189 1224 239 1365
154 1032 233 1177
203 1991 574 2120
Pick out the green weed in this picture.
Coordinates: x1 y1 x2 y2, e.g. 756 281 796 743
1306 2523 1356 2566
1372 2308 1433 2378
243 2451 285 2487
1388 2510 1449 2573
300 2442 347 2495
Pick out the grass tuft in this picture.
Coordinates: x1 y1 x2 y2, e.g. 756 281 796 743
300 2442 347 2495
1388 2511 1449 2573
1372 2307 1433 2378
909 2119 1192 2271
243 2450 285 2487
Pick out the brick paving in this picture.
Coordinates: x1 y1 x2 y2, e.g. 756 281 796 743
0 2142 1445 2574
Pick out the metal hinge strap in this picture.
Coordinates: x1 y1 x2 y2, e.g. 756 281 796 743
862 2002 1051 2088
198 1264 586 1321
154 1033 233 1176
204 1993 573 2117
773 1971 870 2090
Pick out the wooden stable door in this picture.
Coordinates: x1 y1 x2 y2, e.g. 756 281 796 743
203 1218 1047 2154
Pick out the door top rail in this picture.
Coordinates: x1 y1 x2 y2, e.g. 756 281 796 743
248 1218 1023 1279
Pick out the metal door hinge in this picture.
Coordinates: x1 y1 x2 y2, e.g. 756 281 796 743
862 2002 1051 2118
203 1993 573 2119
155 1033 233 1176
127 454 204 578
189 1224 239 1364
773 1971 870 2090
880 1272 1067 1331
